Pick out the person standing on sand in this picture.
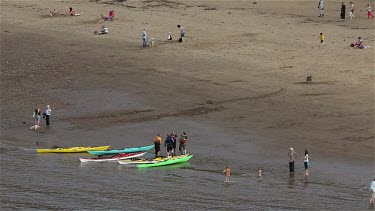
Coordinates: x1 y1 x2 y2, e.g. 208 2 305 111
142 29 147 47
341 2 346 21
288 148 298 175
33 109 41 130
222 166 231 182
369 178 375 206
349 2 355 19
44 105 51 127
177 25 185 40
154 133 162 158
302 150 310 176
367 4 374 19
318 0 324 17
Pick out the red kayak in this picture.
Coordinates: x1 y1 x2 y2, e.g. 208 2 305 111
79 152 146 162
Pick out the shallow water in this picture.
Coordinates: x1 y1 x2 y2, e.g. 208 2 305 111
0 118 373 210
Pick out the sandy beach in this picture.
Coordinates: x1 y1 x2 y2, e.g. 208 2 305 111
0 0 374 209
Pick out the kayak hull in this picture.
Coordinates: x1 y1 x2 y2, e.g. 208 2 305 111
87 145 154 155
37 146 110 153
118 156 167 165
79 152 146 162
137 155 193 168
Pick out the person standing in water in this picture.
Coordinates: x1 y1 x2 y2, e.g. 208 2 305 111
257 167 263 177
369 178 375 206
44 105 51 127
303 150 310 176
154 133 162 158
32 109 41 130
222 166 231 182
288 148 298 175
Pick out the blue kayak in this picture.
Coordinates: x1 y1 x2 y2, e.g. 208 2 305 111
87 145 154 155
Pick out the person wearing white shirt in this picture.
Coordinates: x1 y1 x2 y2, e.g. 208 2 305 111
370 178 375 205
318 0 324 17
303 150 310 176
44 105 51 126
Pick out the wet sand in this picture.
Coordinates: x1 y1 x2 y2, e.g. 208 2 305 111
0 0 374 209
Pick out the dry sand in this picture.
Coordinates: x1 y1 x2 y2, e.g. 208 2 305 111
1 0 374 163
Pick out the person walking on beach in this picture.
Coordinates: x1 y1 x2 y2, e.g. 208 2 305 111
367 4 374 19
318 0 324 17
341 2 346 21
349 2 355 19
369 178 375 206
142 29 147 47
222 166 231 182
302 150 310 176
154 133 162 158
32 109 41 130
177 25 185 41
44 105 51 127
319 32 325 47
288 148 298 175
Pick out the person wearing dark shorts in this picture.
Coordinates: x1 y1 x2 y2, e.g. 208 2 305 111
164 134 174 157
154 134 162 158
288 148 298 175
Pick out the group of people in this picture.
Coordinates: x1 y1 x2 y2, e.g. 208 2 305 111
142 25 186 47
340 2 356 20
318 0 374 19
98 10 115 22
153 132 188 158
319 32 366 49
32 105 52 130
288 148 310 176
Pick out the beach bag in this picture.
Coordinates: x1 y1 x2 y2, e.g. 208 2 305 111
307 161 310 167
178 37 183 42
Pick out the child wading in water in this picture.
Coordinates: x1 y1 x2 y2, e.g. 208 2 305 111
222 166 231 182
319 33 325 47
302 150 310 176
257 167 263 177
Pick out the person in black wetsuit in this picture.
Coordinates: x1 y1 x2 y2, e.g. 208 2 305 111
164 134 174 157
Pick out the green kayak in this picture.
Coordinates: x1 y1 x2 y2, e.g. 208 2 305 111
137 154 193 168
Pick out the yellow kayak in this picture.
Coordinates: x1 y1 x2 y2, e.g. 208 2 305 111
37 146 110 153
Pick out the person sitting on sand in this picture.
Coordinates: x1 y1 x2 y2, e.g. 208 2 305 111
68 7 81 16
98 14 108 22
350 37 364 49
94 25 109 35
